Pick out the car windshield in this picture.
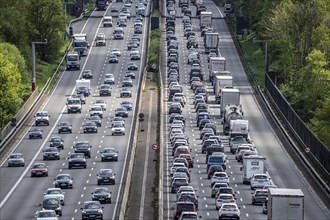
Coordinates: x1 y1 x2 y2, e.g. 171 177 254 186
84 203 101 209
71 154 85 158
47 189 61 194
36 112 48 117
220 188 233 194
32 164 45 168
57 175 70 180
104 148 116 153
85 122 95 126
113 123 123 128
105 74 113 78
45 148 57 152
95 188 108 194
51 137 61 142
99 170 112 175
10 154 22 159
91 107 102 111
44 198 59 205
76 143 89 148
255 175 267 180
60 122 70 126
37 211 56 217
215 173 227 177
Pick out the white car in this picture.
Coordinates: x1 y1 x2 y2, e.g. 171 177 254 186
35 111 50 126
104 73 115 84
44 188 65 205
111 122 125 135
35 210 58 220
94 100 107 110
89 105 103 118
215 193 236 210
111 48 121 57
250 173 271 190
211 172 230 186
170 163 186 176
218 203 240 219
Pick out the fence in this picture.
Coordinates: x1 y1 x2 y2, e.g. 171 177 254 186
265 74 330 174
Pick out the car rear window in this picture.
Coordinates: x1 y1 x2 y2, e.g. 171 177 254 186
177 203 195 211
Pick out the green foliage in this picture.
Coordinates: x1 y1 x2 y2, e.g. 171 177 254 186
0 53 22 129
147 29 161 72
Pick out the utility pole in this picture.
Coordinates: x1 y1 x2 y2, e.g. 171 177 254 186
31 40 48 91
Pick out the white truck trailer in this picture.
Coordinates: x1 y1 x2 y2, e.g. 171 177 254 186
220 88 240 115
214 75 233 103
268 188 304 220
241 155 266 184
209 57 226 82
200 11 212 29
76 79 91 97
204 32 219 54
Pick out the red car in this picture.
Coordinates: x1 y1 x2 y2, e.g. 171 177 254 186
31 162 48 177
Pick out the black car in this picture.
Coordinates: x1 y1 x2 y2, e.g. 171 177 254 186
169 105 182 114
99 84 111 96
100 148 118 162
40 197 62 217
81 201 104 220
58 121 72 133
97 169 116 185
108 54 119 63
169 114 186 124
54 173 73 189
83 121 98 133
134 26 142 34
207 164 225 179
127 62 138 70
124 71 136 79
173 201 196 220
82 70 93 79
89 115 102 127
74 141 92 158
29 128 43 139
68 153 87 169
49 136 64 150
115 107 128 118
92 187 112 204
43 147 60 160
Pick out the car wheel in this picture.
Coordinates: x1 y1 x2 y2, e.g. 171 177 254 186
115 158 118 161
109 199 112 203
69 166 72 169
84 165 87 168
97 181 100 185
101 158 104 162
252 201 255 205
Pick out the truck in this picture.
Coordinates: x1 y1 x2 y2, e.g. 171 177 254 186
195 0 203 6
204 32 219 54
76 79 91 97
222 105 244 135
209 57 226 82
66 52 80 71
241 155 266 184
66 97 82 114
267 188 304 220
200 11 212 29
73 33 89 57
220 88 240 115
95 33 106 46
214 75 233 103
230 119 249 135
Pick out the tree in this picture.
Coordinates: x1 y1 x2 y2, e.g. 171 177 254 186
0 53 22 129
26 0 66 62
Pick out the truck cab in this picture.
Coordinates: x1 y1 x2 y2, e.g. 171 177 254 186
66 52 80 70
95 33 106 46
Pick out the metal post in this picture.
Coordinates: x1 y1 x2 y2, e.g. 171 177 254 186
31 40 48 91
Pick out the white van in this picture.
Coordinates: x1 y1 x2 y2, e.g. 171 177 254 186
103 16 113 27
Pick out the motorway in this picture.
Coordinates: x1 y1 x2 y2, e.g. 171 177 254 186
162 0 330 220
0 1 150 219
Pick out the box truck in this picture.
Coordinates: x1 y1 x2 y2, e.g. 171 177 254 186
204 32 219 54
241 155 266 184
200 11 212 29
209 57 226 82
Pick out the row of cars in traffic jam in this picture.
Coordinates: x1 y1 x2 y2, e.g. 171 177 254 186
5 0 147 219
165 0 276 219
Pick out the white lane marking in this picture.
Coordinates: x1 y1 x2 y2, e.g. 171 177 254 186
139 92 153 220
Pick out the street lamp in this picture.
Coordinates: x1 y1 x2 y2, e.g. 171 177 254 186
253 38 269 75
31 39 47 91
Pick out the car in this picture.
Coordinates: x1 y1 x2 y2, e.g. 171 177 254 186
83 121 98 133
111 116 125 126
81 201 104 220
110 7 119 13
211 172 230 186
252 189 268 205
39 197 62 217
117 18 127 27
29 128 43 139
178 212 200 220
35 210 58 220
178 154 194 168
134 26 142 34
99 84 111 96
229 136 248 154
124 2 131 7
97 169 116 185
127 42 138 50
130 52 141 60
211 183 229 198
31 162 48 177
94 99 107 110
115 107 129 117
92 187 112 204
111 48 121 57
82 69 93 79
58 121 72 133
44 188 65 206
100 148 118 162
89 105 103 118
124 71 136 79
49 136 64 150
215 187 236 201
68 153 87 169
207 164 225 179
177 192 199 210
120 88 132 97
122 77 133 87
104 73 115 84
215 194 236 210
35 111 50 126
120 100 133 110
111 122 125 135
54 173 73 189
73 93 86 104
89 115 102 127
173 201 196 220
171 172 190 183
250 173 271 190
127 62 138 70
108 54 119 63
43 147 60 160
74 141 92 158
218 203 240 220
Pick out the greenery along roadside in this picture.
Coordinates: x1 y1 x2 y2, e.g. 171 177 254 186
147 10 161 72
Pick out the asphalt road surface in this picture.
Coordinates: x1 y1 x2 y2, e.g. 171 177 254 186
162 1 330 220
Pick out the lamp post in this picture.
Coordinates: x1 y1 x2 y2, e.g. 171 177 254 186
31 40 47 91
253 38 268 75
